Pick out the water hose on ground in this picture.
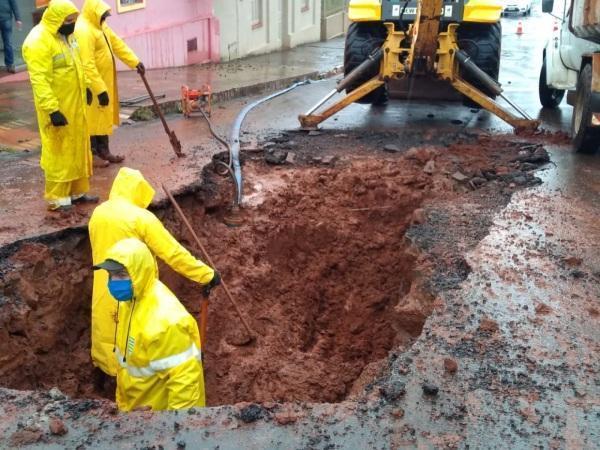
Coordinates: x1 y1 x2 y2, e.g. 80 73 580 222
228 81 311 205
196 81 310 221
200 108 239 216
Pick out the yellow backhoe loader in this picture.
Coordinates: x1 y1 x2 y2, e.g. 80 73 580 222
300 0 539 132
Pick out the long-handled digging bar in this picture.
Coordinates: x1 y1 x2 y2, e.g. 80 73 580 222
139 71 185 158
199 289 209 348
162 184 256 343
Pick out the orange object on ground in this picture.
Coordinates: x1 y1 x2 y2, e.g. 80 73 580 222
181 85 212 118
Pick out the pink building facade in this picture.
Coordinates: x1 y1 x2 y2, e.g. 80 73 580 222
72 0 220 69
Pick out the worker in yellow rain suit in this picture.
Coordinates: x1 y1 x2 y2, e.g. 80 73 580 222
75 0 143 166
22 0 97 212
94 238 212 411
88 167 219 386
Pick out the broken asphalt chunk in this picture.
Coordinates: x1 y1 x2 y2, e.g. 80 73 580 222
452 171 469 182
469 177 487 189
264 149 288 165
422 383 439 396
423 160 435 175
379 381 406 402
285 152 297 164
514 146 550 164
237 404 266 423
384 144 401 153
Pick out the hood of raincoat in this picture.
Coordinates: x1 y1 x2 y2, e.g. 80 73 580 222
104 238 158 301
42 0 79 35
82 0 111 28
108 167 155 209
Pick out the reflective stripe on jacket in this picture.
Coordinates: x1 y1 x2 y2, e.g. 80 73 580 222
115 343 201 378
106 238 206 411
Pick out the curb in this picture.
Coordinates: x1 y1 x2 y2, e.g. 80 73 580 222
127 66 343 121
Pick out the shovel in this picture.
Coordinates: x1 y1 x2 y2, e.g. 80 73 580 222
139 71 184 158
162 184 256 343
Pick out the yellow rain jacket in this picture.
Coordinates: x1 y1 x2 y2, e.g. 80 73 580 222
22 0 92 183
89 167 215 376
105 238 205 411
75 0 139 136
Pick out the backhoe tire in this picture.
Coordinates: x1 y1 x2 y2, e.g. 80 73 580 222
572 64 600 154
539 55 565 108
457 22 502 107
344 22 388 105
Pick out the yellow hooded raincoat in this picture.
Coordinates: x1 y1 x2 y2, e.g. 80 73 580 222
89 167 214 376
75 0 139 136
22 0 92 185
105 238 205 411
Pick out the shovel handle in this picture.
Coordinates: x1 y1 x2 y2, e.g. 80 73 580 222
199 298 209 349
162 184 255 340
139 71 184 157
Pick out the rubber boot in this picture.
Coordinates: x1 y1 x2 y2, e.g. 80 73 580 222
91 136 109 168
96 135 125 163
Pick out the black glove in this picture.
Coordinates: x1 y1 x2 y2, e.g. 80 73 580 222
86 88 92 106
136 62 145 75
49 111 68 127
202 271 221 297
98 91 109 106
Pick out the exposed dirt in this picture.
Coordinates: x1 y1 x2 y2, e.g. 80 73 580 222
0 231 94 398
0 131 552 409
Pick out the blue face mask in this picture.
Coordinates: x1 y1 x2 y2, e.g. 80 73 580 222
108 279 133 302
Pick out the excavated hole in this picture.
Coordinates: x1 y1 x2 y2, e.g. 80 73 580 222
0 157 433 406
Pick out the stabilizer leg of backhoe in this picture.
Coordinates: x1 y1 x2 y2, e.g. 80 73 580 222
299 77 385 129
438 30 539 133
450 78 539 133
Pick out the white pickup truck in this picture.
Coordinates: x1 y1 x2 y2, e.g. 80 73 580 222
539 0 600 152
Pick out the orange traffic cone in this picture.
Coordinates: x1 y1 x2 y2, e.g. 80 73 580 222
516 21 523 35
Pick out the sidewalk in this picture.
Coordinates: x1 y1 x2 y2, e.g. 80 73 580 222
0 38 345 247
0 37 344 152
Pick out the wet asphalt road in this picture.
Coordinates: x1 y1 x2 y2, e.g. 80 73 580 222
240 9 567 133
0 7 593 246
0 7 598 450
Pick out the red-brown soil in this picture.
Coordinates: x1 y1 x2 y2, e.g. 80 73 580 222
0 132 549 407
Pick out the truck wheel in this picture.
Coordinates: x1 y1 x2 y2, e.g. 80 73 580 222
539 55 565 108
344 22 388 105
572 64 600 154
458 22 502 107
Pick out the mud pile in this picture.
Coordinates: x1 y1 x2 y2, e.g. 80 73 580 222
0 159 428 406
0 132 548 408
154 154 444 405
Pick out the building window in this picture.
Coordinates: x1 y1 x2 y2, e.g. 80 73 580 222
117 0 146 14
301 0 310 12
187 38 198 53
252 0 263 29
